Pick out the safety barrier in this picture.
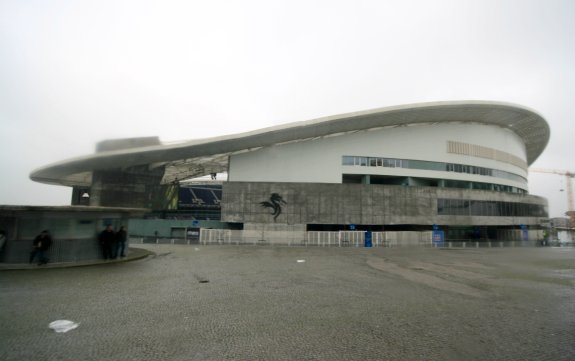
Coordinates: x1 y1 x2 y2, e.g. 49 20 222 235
200 229 234 245
130 230 543 248
435 240 537 248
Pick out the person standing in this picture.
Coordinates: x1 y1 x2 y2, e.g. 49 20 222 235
116 226 127 258
0 230 7 261
98 225 115 260
29 230 53 265
0 230 6 252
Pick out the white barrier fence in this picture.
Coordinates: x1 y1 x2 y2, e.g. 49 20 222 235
200 229 234 245
130 229 541 248
197 230 433 247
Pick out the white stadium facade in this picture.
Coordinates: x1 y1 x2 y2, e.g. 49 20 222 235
31 101 550 245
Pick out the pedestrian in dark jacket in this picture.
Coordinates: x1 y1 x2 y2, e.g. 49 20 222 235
116 226 127 258
98 225 115 260
29 230 52 265
0 230 6 263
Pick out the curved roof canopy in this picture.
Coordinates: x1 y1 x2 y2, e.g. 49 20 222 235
31 100 550 187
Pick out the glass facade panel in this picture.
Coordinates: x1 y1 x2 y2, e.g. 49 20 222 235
342 156 526 185
383 159 396 167
437 199 546 217
342 156 354 166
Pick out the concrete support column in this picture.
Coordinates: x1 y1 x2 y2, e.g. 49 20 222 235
89 166 164 208
89 175 103 206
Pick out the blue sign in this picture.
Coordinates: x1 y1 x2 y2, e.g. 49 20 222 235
349 224 356 230
432 230 445 246
364 231 373 248
520 225 528 241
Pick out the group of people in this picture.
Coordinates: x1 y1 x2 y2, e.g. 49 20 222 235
98 225 127 260
2 225 128 265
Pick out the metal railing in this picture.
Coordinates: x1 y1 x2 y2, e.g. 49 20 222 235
132 230 432 247
130 231 545 248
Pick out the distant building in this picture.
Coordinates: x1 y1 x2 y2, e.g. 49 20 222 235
31 101 550 243
551 217 570 229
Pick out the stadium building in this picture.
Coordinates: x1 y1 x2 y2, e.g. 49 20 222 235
30 101 550 245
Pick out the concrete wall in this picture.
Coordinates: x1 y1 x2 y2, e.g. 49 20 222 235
90 166 165 208
221 182 547 227
87 137 165 209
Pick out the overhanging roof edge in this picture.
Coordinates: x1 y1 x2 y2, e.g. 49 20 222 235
30 100 550 186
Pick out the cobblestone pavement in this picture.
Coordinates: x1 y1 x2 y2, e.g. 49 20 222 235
1 245 575 360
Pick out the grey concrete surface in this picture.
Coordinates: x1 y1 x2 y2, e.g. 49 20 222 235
221 181 547 228
1 245 574 360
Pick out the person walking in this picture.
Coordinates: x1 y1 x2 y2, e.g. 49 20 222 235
29 230 53 265
98 225 115 260
116 226 127 258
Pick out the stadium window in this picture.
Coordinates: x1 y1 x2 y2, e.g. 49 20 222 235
452 200 461 215
438 199 546 217
341 156 527 190
462 201 470 215
437 199 446 214
444 199 452 214
342 156 354 165
469 200 478 214
496 202 503 217
511 203 518 217
488 201 497 216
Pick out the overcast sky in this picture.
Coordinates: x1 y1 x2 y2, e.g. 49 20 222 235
0 0 574 218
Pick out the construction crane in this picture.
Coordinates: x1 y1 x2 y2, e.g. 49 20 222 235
529 168 575 226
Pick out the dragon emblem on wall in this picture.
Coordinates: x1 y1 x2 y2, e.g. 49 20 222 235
260 193 287 221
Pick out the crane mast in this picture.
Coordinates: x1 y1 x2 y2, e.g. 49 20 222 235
530 168 575 227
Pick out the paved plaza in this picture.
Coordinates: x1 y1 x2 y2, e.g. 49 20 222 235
1 245 575 360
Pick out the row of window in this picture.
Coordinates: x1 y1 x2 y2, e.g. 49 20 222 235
341 174 526 194
439 179 525 193
342 156 526 184
437 199 547 217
